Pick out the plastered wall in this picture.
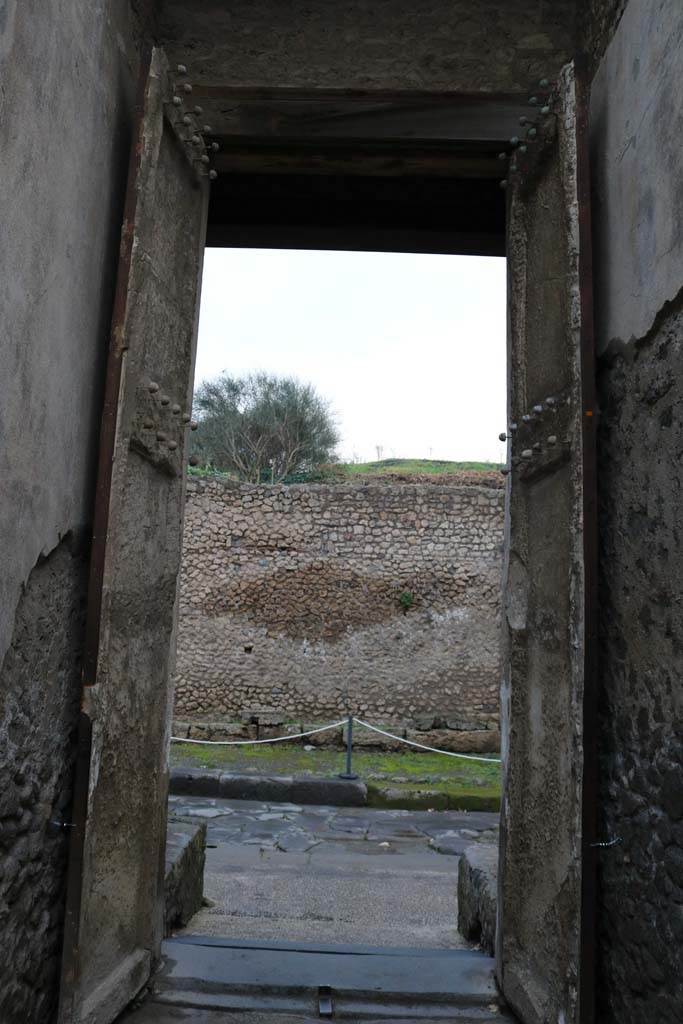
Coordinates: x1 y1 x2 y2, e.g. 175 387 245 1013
174 477 504 733
0 2 141 1019
589 1 683 1019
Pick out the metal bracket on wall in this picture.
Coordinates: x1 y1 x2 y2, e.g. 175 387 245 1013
318 985 334 1017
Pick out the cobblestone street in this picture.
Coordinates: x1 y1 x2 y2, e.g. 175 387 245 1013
169 796 498 948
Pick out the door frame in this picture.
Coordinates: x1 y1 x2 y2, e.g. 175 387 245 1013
59 43 154 1006
59 44 211 1022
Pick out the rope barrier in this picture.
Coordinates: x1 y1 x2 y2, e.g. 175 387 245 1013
170 719 347 746
170 715 502 764
351 718 501 764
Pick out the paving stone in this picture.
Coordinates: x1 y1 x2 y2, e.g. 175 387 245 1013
275 833 320 853
242 836 279 848
170 795 498 949
430 837 467 856
182 807 231 819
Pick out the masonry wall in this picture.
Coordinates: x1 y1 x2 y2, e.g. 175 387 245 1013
161 0 575 94
0 3 142 1020
174 477 504 736
588 1 683 1020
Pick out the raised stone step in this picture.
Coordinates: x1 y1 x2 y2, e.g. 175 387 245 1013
130 937 515 1020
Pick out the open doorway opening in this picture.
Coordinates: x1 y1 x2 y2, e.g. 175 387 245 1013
168 246 507 951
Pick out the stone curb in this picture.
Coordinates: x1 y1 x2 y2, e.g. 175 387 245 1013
169 766 368 807
165 818 207 933
457 840 498 956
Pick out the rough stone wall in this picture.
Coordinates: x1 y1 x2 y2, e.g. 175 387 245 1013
161 0 575 93
0 536 88 1024
578 0 629 74
590 2 683 1020
174 477 504 729
0 2 141 1020
597 302 683 1023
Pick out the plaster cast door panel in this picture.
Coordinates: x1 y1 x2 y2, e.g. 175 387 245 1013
58 48 209 1024
498 62 596 1024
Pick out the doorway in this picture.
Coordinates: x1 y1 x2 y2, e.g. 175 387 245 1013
58 50 595 1024
168 244 505 955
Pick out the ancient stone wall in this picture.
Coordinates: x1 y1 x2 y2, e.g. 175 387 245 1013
590 2 683 1019
0 537 88 1022
174 477 504 734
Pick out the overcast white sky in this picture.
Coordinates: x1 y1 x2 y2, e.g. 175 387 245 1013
195 248 507 464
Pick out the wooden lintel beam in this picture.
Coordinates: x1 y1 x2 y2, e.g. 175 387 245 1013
205 222 505 257
190 88 529 144
210 143 503 179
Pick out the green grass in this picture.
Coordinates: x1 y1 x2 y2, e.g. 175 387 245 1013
187 458 502 484
187 465 234 480
170 742 501 812
340 459 502 476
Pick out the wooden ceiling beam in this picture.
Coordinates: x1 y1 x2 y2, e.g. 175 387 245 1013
210 140 504 179
205 222 504 257
190 88 528 144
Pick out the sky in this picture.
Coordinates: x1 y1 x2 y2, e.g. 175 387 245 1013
195 248 507 464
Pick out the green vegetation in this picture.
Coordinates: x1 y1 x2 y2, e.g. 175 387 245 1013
340 458 502 476
191 372 339 482
187 464 232 480
170 742 501 812
188 457 502 484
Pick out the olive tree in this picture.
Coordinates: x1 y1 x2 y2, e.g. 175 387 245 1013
191 372 339 482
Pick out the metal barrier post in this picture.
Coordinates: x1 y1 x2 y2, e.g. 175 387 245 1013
339 715 358 780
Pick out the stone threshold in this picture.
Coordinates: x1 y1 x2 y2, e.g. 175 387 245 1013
126 938 514 1021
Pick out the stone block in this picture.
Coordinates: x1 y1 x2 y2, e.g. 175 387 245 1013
240 706 284 727
168 768 367 807
258 723 297 740
457 840 498 956
165 819 207 933
256 712 287 727
206 721 250 741
412 714 441 731
289 777 367 807
445 717 485 732
218 773 294 802
303 724 344 747
187 723 211 740
345 724 403 750
405 729 501 754
171 720 192 739
169 767 221 797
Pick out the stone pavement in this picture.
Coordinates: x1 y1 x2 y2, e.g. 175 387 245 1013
169 795 498 948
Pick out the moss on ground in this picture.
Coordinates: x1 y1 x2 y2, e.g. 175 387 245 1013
170 742 501 812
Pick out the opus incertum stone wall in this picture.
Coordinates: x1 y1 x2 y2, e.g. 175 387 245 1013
173 475 504 735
